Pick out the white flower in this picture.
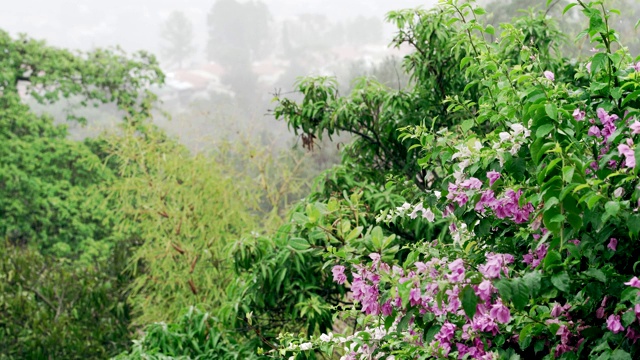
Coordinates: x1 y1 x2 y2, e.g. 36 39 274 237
299 342 312 351
409 203 424 219
434 191 442 199
499 132 512 143
453 169 465 182
614 187 624 198
459 159 471 170
396 202 411 212
473 140 483 151
423 208 435 222
509 143 521 155
319 333 333 342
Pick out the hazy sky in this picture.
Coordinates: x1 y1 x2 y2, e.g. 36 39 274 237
0 0 437 55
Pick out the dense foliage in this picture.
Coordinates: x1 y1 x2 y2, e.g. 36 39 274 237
4 0 640 359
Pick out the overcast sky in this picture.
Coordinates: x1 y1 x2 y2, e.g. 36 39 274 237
0 0 437 55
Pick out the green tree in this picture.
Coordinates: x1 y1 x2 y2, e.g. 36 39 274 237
160 11 196 69
0 29 163 359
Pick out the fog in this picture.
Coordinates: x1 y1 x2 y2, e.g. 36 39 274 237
3 0 639 153
0 0 435 55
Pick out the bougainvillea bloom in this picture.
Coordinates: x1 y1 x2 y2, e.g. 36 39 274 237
618 143 636 168
624 276 640 288
631 120 640 134
607 238 618 251
544 71 555 81
486 171 500 186
606 314 624 334
573 108 586 121
332 265 347 284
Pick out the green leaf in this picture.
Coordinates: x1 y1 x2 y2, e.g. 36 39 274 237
604 201 621 218
629 215 640 236
622 310 636 327
591 53 607 75
511 279 529 311
621 287 640 302
519 324 534 350
460 285 478 319
543 250 562 271
536 124 555 138
461 119 475 132
545 103 558 121
611 349 632 360
551 271 570 293
473 7 486 15
523 271 542 297
585 268 606 283
485 24 495 35
563 3 578 14
562 166 575 183
289 238 310 251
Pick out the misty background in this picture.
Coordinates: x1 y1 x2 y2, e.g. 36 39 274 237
2 0 639 154
1 0 439 153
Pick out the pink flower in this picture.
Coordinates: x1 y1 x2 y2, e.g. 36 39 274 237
447 259 466 283
476 280 493 301
634 62 640 72
409 287 421 306
596 306 605 319
588 126 601 137
460 177 483 190
606 314 625 334
586 62 592 73
487 171 501 186
607 238 618 251
332 265 347 284
624 276 640 288
489 301 511 324
381 300 393 316
626 327 640 343
573 108 586 121
618 143 636 168
544 71 555 82
630 121 640 134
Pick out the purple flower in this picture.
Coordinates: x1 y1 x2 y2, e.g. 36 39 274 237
596 307 605 319
588 126 601 137
332 265 347 284
631 121 640 134
618 143 636 168
409 288 422 306
544 71 555 82
625 276 640 288
479 253 513 279
487 171 501 186
597 108 608 122
434 321 456 343
634 62 640 72
573 108 586 121
586 62 592 73
489 301 511 324
626 327 640 343
607 314 625 334
476 280 493 301
460 177 483 190
381 300 393 316
447 259 466 283
607 238 618 251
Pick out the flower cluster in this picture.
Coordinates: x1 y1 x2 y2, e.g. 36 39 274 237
331 252 518 359
584 107 638 171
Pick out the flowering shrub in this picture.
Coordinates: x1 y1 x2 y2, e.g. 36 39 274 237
270 0 640 359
